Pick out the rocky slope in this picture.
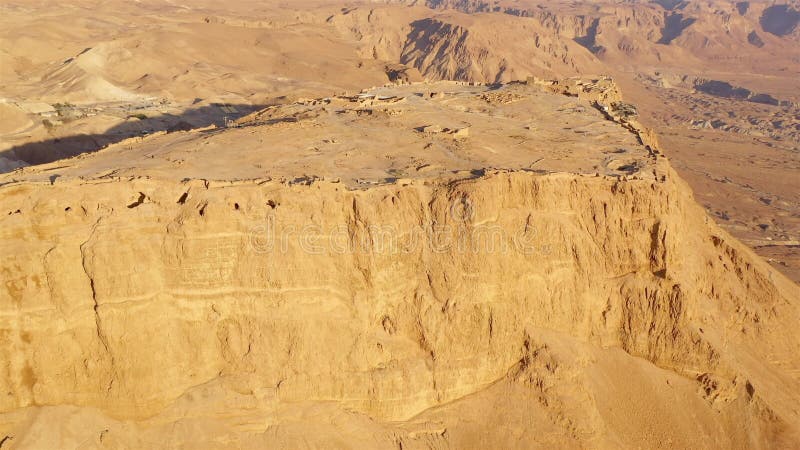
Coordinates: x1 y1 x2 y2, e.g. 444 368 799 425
1 80 799 448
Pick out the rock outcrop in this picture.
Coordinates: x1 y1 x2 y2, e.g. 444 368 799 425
1 80 798 448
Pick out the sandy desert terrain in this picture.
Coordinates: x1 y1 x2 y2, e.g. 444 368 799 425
1 0 799 448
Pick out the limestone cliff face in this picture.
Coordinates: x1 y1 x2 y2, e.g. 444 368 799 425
399 16 603 81
331 7 603 82
1 79 798 447
2 165 799 445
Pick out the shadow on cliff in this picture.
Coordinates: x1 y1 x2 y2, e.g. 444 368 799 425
0 103 265 174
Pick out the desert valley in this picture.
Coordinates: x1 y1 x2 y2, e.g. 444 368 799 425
1 0 799 448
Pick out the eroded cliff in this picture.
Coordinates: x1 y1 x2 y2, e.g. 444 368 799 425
1 80 798 448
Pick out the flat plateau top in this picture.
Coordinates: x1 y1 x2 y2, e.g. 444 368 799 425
0 81 659 188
